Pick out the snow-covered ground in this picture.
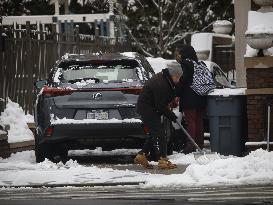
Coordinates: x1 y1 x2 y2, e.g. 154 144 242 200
0 149 273 188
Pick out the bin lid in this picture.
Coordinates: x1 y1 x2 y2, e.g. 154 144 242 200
208 88 246 97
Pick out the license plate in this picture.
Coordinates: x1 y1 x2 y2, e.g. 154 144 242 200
87 110 108 120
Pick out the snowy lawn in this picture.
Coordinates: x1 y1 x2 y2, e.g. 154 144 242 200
0 149 273 189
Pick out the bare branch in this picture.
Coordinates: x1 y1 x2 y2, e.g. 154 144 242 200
163 0 172 13
135 0 144 8
126 29 154 57
163 8 184 45
168 0 181 26
114 6 153 56
163 32 194 53
151 0 159 10
201 21 215 32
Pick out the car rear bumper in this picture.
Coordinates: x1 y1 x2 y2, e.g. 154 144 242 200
37 121 147 150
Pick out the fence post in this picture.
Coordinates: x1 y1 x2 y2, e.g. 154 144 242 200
26 21 33 114
95 20 100 51
75 25 80 54
51 24 59 60
0 25 5 112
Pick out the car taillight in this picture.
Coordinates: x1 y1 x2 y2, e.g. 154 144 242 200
143 124 150 135
121 88 142 95
42 86 74 97
46 126 54 136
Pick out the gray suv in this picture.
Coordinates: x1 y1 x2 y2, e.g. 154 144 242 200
34 52 159 162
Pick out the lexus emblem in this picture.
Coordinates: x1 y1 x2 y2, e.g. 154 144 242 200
92 93 102 100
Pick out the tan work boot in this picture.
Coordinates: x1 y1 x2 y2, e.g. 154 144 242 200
158 157 177 169
134 153 153 169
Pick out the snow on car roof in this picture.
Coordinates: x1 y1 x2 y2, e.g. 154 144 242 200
61 52 139 62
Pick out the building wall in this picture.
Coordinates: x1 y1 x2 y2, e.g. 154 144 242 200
245 57 273 149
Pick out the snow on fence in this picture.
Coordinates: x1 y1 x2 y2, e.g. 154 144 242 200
0 21 131 114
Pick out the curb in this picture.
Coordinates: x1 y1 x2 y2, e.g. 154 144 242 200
1 181 145 189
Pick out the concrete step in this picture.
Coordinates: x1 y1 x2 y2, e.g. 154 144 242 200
9 140 35 154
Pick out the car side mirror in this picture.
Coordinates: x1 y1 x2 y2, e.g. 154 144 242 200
34 80 47 90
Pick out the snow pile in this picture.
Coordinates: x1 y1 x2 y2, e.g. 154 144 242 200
144 149 273 188
146 57 175 74
0 99 34 143
245 45 259 57
25 114 34 123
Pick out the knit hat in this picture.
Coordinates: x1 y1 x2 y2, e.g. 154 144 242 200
166 61 183 77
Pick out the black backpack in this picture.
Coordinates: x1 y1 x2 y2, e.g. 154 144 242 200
186 59 215 96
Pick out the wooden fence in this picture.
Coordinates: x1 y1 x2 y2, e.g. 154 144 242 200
0 22 131 114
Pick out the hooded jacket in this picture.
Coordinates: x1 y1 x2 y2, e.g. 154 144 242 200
136 69 176 120
176 45 207 111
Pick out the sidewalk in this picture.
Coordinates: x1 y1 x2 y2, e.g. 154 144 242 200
102 163 189 175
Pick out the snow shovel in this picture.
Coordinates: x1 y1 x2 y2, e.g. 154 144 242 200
175 120 220 164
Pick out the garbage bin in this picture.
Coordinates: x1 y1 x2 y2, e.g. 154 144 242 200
207 91 247 156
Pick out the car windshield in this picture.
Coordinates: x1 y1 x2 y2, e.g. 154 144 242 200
56 60 144 83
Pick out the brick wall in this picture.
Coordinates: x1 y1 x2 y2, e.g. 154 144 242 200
245 56 273 148
247 95 273 142
247 68 273 89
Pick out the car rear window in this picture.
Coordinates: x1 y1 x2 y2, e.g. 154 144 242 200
56 60 146 83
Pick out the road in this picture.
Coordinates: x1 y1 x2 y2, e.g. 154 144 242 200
1 185 273 204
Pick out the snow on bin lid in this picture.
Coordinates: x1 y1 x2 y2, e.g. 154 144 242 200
208 88 246 96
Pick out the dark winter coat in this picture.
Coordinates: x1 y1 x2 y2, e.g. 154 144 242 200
176 46 207 111
136 69 176 120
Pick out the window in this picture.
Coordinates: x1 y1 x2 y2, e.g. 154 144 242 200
57 60 145 83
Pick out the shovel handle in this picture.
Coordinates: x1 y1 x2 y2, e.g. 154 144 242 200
176 120 203 153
